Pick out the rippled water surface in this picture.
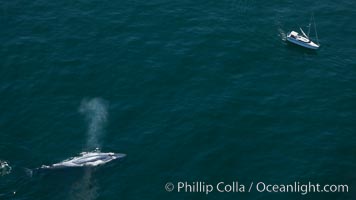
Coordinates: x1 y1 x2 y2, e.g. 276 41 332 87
0 0 355 199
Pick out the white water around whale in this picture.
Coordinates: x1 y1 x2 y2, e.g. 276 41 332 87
0 161 11 176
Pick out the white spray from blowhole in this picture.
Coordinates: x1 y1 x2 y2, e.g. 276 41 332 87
79 98 108 150
70 97 108 200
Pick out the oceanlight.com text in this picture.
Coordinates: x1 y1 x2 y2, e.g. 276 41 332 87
164 181 349 195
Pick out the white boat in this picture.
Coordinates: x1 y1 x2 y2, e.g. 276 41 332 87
287 15 320 50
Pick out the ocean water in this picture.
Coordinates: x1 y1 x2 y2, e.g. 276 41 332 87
0 0 355 199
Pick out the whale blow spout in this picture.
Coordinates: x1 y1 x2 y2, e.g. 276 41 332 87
79 98 108 149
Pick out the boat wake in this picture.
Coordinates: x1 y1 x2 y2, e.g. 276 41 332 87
273 13 287 42
278 27 287 41
0 160 11 176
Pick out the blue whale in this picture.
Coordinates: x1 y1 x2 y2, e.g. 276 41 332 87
40 152 126 169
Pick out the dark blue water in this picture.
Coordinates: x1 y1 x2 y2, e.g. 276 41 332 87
0 0 355 199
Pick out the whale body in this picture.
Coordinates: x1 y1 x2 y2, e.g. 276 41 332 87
40 152 126 169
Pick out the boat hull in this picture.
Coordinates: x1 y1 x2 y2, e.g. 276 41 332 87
286 35 319 50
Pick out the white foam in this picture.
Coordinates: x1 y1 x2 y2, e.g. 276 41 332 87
278 27 287 41
0 161 11 176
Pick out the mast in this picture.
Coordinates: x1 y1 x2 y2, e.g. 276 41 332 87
314 15 319 45
307 15 312 38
